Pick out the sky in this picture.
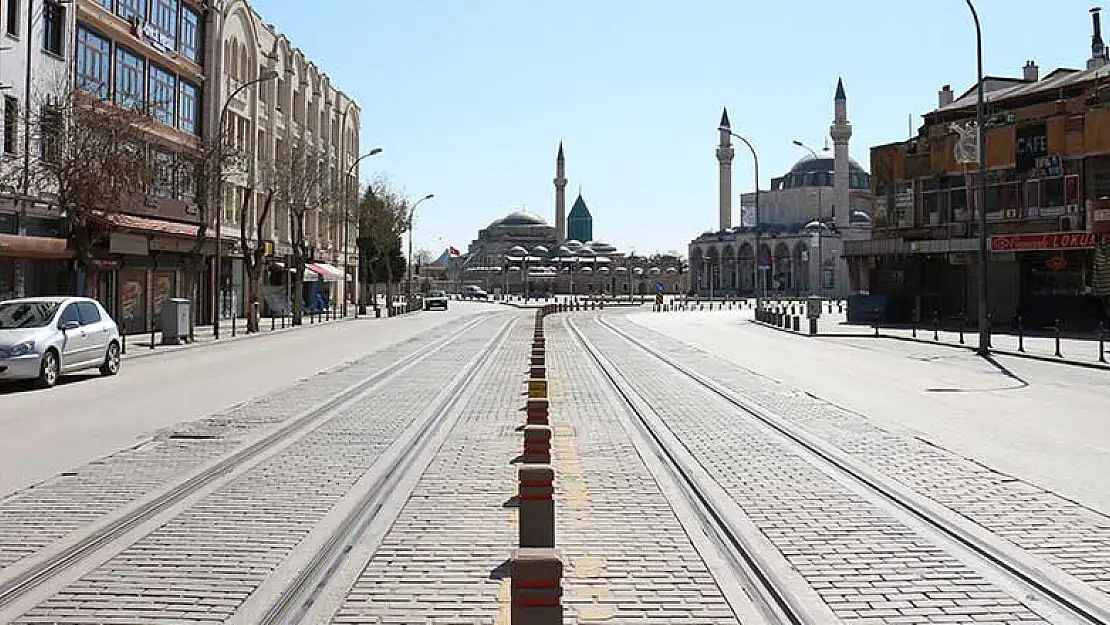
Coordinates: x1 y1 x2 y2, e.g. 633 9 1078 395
252 0 1099 258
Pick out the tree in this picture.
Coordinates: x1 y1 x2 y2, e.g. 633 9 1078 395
24 82 155 292
272 140 339 325
353 176 408 310
238 187 274 333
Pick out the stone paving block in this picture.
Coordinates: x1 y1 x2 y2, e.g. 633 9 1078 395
577 318 1046 624
0 319 477 572
330 321 530 624
11 322 504 624
613 316 1110 599
545 321 739 624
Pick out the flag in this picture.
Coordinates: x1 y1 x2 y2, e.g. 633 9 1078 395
448 246 461 257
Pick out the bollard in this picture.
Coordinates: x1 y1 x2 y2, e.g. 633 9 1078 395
271 313 276 332
873 311 880 337
121 332 127 354
150 326 155 350
912 316 917 338
517 465 555 548
522 425 553 464
511 548 563 624
933 310 939 341
530 364 546 379
1055 319 1063 358
1017 316 1025 352
959 312 965 345
531 351 545 367
1100 322 1106 363
525 397 549 425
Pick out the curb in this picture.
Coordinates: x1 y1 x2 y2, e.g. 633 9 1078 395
121 314 364 362
750 319 1110 372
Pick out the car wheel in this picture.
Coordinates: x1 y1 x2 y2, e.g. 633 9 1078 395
37 350 59 389
100 341 121 376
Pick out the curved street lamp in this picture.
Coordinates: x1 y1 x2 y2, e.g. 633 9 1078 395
965 0 989 355
405 194 435 299
341 148 383 317
213 67 288 339
719 125 762 308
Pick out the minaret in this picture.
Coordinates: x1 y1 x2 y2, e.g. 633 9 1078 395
554 142 567 244
1088 7 1108 70
716 108 734 231
829 78 853 230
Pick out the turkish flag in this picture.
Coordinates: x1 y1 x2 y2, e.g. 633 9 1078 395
448 246 461 256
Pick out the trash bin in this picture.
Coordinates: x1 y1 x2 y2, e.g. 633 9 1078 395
161 298 191 345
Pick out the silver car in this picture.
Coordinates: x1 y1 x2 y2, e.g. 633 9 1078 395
0 296 122 388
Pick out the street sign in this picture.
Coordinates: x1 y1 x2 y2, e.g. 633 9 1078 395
656 282 664 291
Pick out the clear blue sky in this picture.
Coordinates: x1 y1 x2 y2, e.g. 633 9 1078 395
253 0 1096 257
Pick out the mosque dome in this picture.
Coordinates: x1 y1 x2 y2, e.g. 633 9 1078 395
488 210 549 229
532 245 549 255
564 239 584 249
783 150 870 190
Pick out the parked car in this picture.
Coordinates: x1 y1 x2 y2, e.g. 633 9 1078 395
424 290 449 310
0 296 122 388
462 285 488 299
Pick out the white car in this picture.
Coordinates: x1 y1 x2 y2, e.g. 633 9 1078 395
424 290 449 310
0 296 123 388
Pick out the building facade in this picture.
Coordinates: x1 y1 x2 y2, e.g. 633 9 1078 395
849 6 1110 329
689 81 873 298
0 0 78 301
218 0 361 319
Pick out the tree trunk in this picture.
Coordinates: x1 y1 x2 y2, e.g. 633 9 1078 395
291 257 305 325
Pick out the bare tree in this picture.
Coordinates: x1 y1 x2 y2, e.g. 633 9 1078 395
272 140 339 325
238 186 274 333
353 176 408 310
24 83 155 291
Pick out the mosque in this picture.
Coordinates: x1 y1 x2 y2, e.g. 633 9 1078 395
689 79 875 298
456 144 688 295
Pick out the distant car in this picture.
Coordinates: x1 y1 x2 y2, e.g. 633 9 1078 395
462 286 488 300
424 290 449 310
0 296 122 388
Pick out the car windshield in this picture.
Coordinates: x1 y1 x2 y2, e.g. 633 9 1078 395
0 301 61 329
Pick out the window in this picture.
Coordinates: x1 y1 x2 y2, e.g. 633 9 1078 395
985 181 1020 214
115 46 146 110
148 63 176 126
153 150 175 198
3 96 16 154
178 4 200 62
178 158 196 203
93 0 112 9
177 80 198 134
39 106 62 164
42 1 64 55
58 303 81 327
76 27 111 99
116 0 144 21
5 0 18 36
151 0 177 45
77 301 102 325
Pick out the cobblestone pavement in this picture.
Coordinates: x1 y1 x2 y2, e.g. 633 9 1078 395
329 321 529 624
6 317 507 624
544 320 738 624
612 315 1110 599
576 317 1047 624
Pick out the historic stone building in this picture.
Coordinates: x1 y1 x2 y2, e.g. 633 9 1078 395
850 6 1110 329
689 80 874 298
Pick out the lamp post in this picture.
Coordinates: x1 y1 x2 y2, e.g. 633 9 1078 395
342 148 383 317
793 140 826 297
212 68 285 339
405 194 435 299
719 125 761 309
965 0 989 355
627 251 635 303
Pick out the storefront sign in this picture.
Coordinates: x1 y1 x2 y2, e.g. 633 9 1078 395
1015 124 1048 171
1046 255 1067 270
990 231 1110 252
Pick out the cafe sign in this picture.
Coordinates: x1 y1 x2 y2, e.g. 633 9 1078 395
990 231 1110 252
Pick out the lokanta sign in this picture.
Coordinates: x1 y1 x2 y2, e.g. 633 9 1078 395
989 232 1110 252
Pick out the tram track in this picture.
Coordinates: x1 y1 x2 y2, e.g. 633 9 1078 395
0 313 500 616
567 314 1110 625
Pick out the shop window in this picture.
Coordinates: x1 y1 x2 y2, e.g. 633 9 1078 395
1043 178 1065 208
922 190 951 224
1025 179 1041 213
0 212 16 234
950 187 968 220
24 216 62 237
985 181 1020 215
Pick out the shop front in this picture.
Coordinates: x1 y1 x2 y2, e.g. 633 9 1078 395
0 233 73 301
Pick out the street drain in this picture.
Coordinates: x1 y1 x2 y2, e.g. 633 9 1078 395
168 433 220 440
924 388 965 393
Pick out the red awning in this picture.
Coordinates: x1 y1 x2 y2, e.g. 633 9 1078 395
305 262 343 282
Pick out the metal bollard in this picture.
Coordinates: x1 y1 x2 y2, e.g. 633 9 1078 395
522 425 553 464
912 316 917 338
150 326 156 350
517 465 555 548
959 312 965 345
511 548 563 624
933 311 939 341
986 313 993 349
527 378 548 398
271 313 275 331
530 363 546 379
1100 321 1106 363
1055 319 1063 358
873 311 880 337
1017 316 1025 352
526 398 549 425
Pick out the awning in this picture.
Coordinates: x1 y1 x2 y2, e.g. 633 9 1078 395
0 234 72 260
305 262 344 282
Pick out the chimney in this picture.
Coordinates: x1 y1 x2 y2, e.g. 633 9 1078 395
1090 7 1108 69
938 84 954 108
1023 60 1039 82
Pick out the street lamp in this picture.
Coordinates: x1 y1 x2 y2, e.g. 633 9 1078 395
212 67 287 339
342 147 383 317
793 140 826 297
719 125 762 309
405 194 435 299
965 0 989 355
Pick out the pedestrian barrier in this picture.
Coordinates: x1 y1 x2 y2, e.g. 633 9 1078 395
511 548 563 624
517 464 555 548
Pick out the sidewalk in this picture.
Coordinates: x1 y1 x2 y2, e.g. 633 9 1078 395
756 305 1110 370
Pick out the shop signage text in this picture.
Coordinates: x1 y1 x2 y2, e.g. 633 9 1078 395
989 231 1110 252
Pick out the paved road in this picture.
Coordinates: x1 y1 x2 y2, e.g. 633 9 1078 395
0 301 500 497
631 308 1110 515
